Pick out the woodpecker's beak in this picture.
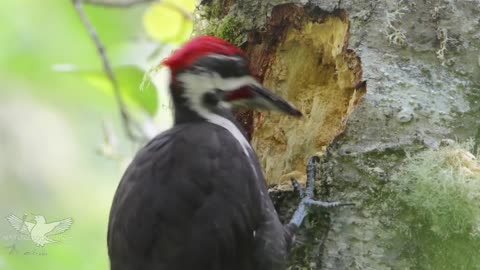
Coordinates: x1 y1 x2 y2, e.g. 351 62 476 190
222 84 302 117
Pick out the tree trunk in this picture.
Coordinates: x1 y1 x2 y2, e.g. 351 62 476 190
196 0 480 269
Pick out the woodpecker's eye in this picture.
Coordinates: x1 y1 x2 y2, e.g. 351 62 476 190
203 91 220 106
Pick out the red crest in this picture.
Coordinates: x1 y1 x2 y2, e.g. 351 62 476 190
162 36 246 74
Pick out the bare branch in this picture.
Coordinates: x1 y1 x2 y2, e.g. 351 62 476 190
84 0 193 20
72 0 146 142
83 0 156 7
162 2 193 20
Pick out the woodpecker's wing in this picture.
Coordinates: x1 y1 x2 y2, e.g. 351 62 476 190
6 214 34 234
107 123 286 270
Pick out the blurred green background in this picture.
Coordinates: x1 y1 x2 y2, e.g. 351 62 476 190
0 0 194 269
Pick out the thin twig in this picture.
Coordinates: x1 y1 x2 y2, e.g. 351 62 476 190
72 0 145 142
162 1 193 20
83 0 156 7
84 0 193 20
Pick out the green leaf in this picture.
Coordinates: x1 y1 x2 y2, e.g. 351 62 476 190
58 65 158 116
114 66 158 116
142 0 195 44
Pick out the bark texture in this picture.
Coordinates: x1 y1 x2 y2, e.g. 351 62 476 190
196 0 480 269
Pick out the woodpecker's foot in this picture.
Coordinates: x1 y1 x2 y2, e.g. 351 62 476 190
288 156 354 228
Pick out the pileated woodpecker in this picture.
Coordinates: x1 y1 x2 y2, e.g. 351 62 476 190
107 36 352 270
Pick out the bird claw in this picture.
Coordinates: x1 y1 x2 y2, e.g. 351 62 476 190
290 178 305 198
288 156 354 228
303 198 355 208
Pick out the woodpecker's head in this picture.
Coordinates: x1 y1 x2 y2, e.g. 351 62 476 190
163 36 302 121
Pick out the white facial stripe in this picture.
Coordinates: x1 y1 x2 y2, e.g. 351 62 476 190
177 72 257 92
212 74 257 91
205 54 243 61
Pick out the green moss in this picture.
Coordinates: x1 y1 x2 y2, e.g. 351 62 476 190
385 141 480 269
204 15 244 46
203 23 218 37
202 0 223 20
287 216 329 270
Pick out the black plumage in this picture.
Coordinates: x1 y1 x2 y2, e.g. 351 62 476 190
108 119 289 270
107 36 311 270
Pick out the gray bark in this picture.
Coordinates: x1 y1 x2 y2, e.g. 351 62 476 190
197 0 480 269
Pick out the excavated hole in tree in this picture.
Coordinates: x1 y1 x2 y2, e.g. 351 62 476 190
240 4 366 187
